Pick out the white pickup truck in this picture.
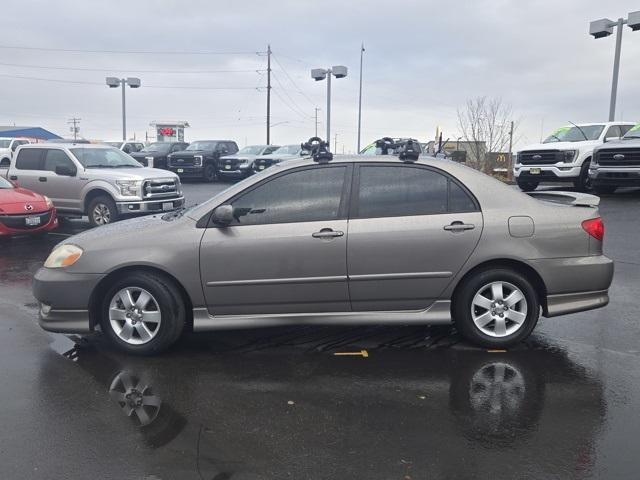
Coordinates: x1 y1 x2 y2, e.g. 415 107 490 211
0 137 31 168
513 122 636 191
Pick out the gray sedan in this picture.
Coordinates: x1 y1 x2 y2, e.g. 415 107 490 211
33 153 614 354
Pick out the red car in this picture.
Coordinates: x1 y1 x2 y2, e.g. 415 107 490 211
0 176 57 236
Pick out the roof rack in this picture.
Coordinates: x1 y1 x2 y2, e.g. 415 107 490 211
302 136 333 163
374 137 396 155
372 137 420 162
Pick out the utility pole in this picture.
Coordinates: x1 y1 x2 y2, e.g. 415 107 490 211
357 43 365 153
314 107 320 137
67 117 81 140
266 44 272 144
508 120 514 181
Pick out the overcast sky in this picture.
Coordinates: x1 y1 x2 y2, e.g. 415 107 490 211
1 0 640 152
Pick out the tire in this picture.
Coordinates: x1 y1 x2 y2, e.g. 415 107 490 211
516 180 538 192
452 268 540 349
88 195 119 227
100 272 186 355
593 184 617 195
203 163 217 183
573 160 592 192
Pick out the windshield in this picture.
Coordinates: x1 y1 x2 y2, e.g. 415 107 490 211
187 141 217 151
237 145 266 155
142 142 171 153
71 147 142 168
543 125 604 143
272 144 301 155
623 123 640 139
0 140 11 148
0 177 13 189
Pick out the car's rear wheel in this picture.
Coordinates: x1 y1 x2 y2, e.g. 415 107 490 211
100 272 186 355
88 195 118 227
453 268 540 348
516 180 538 192
574 160 592 192
203 164 217 183
593 184 617 195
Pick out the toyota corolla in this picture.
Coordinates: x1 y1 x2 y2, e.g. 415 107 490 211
32 145 613 355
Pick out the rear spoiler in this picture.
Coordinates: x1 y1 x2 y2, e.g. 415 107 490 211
526 191 600 207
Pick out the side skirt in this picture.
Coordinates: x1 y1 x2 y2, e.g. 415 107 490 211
192 300 452 332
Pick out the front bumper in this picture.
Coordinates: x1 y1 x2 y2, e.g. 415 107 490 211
116 196 185 215
167 166 204 178
514 164 581 181
32 267 104 333
589 167 640 186
218 166 251 179
0 208 58 236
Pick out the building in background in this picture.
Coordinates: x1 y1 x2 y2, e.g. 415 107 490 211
150 121 190 142
0 126 61 141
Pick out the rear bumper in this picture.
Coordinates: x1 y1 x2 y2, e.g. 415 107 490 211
32 267 104 333
116 196 184 215
545 290 609 317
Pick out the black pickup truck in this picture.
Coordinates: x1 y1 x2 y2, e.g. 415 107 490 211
166 140 239 182
129 142 189 169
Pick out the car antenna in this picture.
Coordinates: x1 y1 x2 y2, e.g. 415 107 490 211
568 121 589 141
435 137 450 157
302 137 333 164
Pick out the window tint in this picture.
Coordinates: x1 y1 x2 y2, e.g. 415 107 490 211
355 165 477 218
15 148 44 170
44 149 74 173
605 126 621 139
231 166 346 225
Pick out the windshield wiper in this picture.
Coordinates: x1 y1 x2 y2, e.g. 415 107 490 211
85 164 116 168
568 121 589 141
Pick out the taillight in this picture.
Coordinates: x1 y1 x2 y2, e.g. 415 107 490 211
582 217 604 241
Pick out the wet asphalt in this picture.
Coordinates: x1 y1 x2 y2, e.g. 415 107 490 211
1 182 639 479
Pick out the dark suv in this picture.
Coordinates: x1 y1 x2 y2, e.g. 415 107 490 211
167 140 239 182
129 142 189 169
590 124 640 194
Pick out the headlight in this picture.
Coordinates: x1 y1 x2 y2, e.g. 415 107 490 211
145 156 154 167
43 195 53 209
44 244 83 268
194 155 203 166
563 150 577 163
115 179 141 196
175 178 182 195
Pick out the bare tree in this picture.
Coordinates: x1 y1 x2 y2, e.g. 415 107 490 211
457 97 517 172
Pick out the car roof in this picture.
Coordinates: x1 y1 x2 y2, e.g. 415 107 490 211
561 121 637 127
0 137 29 140
20 142 116 149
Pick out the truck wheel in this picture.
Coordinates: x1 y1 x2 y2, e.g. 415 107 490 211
100 272 185 355
573 160 592 192
452 268 540 349
0 157 10 167
516 180 538 192
88 195 119 227
593 185 617 195
203 164 217 183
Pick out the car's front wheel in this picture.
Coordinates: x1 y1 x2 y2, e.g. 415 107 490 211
88 195 119 227
100 272 186 355
203 163 217 182
516 180 538 192
452 268 540 348
574 160 592 192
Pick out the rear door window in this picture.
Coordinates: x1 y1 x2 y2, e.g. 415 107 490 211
15 148 45 170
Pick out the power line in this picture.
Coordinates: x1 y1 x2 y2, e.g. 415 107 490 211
0 61 263 74
271 53 317 107
0 44 263 55
271 88 313 122
271 72 312 119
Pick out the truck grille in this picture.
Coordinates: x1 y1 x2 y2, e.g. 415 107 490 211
168 155 196 167
0 210 51 229
596 149 640 166
253 158 279 171
518 150 561 165
143 178 179 199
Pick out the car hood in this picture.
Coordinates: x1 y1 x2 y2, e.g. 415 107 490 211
130 151 166 159
169 150 205 157
0 187 49 214
221 155 256 161
257 153 300 161
82 167 179 181
594 138 640 151
519 140 600 152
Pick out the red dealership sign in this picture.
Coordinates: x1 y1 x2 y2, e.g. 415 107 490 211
158 127 176 136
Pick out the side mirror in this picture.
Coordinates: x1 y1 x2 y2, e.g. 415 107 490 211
55 165 76 176
211 204 234 225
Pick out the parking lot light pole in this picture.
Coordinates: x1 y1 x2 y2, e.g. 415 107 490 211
589 11 640 121
311 66 348 149
106 77 141 141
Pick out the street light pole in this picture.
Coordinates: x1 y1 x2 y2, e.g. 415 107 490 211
121 80 127 141
106 77 141 142
609 18 624 122
326 72 331 143
357 43 365 153
311 66 348 150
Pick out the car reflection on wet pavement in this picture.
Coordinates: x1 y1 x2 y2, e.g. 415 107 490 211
1 184 640 479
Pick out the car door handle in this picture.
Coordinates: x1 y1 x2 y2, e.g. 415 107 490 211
312 228 344 239
444 221 475 232
9 175 17 180
38 177 47 182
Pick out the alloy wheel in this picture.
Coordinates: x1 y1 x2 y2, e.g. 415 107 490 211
109 287 162 345
92 203 111 225
108 371 162 426
471 281 528 337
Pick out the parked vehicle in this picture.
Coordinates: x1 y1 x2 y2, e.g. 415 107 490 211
514 122 635 192
33 141 613 354
590 123 640 193
0 176 57 236
129 142 190 169
7 144 184 227
0 137 31 167
104 141 146 154
218 144 281 180
253 144 310 172
167 140 239 182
